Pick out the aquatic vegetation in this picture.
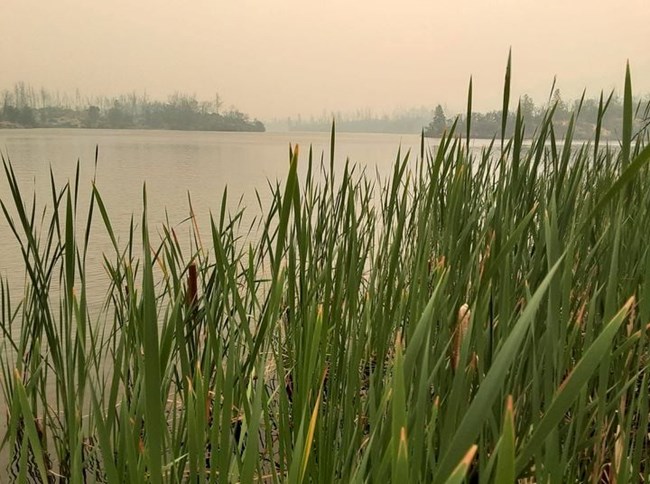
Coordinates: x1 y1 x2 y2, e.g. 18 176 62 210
1 62 649 482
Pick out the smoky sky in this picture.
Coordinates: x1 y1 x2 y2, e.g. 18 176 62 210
1 0 649 120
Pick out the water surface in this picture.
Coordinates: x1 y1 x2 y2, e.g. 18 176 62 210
0 129 428 304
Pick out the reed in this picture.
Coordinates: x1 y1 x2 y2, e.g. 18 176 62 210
1 61 649 482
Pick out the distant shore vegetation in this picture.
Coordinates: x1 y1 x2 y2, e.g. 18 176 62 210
275 90 649 140
0 82 265 132
424 89 650 140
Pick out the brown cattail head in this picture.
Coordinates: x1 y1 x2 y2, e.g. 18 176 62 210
451 303 471 371
186 263 198 308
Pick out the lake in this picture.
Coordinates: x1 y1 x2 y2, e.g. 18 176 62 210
0 129 431 307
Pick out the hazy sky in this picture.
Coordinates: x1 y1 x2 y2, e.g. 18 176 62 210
1 0 649 119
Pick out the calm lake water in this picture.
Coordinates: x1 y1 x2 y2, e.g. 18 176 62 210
0 128 430 306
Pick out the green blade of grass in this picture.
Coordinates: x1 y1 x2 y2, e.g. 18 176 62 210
495 396 516 484
141 185 164 483
622 62 633 168
501 49 512 150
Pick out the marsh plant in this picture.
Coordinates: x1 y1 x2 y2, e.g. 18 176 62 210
1 59 650 483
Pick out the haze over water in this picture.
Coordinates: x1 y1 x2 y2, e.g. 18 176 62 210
1 0 649 120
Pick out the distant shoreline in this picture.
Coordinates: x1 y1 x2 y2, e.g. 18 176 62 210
0 85 265 132
0 123 265 133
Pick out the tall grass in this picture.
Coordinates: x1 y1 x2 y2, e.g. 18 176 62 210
1 62 650 482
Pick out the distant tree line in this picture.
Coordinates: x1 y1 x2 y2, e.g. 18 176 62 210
425 90 650 140
0 82 265 132
276 107 435 134
275 91 650 139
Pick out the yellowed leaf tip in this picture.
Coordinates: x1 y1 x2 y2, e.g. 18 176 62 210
462 444 478 466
